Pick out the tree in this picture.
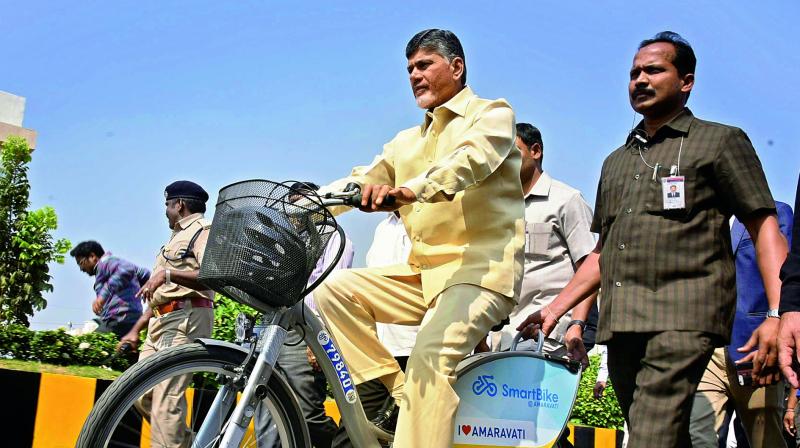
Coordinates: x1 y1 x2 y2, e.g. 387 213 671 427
0 136 71 326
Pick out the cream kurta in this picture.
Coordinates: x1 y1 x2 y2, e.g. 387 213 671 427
151 213 214 306
316 87 524 448
326 86 525 302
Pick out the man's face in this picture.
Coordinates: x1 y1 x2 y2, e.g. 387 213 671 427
516 136 540 175
75 254 99 276
670 185 677 192
628 42 693 118
166 199 182 230
407 48 464 109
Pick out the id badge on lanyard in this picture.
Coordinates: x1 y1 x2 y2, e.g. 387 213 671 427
661 175 685 210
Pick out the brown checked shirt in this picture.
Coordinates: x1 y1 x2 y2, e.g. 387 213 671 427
592 108 775 343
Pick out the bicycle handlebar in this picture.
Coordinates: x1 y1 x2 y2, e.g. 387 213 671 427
319 183 397 208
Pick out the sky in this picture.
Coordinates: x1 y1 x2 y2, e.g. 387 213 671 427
2 1 798 330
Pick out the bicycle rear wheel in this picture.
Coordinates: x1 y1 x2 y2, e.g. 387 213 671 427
77 342 309 448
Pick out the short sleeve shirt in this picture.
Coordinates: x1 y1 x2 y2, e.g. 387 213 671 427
151 213 215 306
496 173 596 349
592 108 775 343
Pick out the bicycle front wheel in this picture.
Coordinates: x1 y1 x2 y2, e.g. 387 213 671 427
77 342 309 448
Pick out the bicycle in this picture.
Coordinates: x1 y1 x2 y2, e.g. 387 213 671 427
77 179 583 448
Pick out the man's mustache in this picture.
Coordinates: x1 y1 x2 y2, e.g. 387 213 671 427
632 88 655 98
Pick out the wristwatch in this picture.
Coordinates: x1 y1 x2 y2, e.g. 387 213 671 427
767 309 779 318
567 319 587 332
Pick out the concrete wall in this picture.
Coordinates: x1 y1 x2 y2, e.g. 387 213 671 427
0 91 37 150
0 91 25 127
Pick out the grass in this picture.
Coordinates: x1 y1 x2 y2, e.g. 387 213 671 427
0 358 123 380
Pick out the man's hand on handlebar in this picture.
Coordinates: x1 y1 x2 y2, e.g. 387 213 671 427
358 184 416 212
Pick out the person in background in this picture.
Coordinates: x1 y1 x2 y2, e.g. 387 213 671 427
133 180 215 448
70 240 147 339
487 122 596 367
780 175 800 390
690 202 793 448
784 387 799 447
594 344 609 399
257 181 354 448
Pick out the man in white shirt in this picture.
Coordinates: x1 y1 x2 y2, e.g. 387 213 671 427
491 123 596 362
367 212 417 366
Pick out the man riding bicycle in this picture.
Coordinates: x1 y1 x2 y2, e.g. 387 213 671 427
315 29 524 448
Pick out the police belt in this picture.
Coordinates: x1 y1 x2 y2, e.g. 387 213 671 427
153 297 214 317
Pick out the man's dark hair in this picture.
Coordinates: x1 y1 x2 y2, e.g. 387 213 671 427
516 123 543 151
406 29 467 85
170 198 206 214
639 31 696 77
70 240 105 258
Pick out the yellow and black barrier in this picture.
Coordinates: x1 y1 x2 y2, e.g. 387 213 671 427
0 368 623 447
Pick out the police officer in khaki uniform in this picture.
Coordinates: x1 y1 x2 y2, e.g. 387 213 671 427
128 180 215 448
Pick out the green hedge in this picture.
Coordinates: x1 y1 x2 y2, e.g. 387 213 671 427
569 354 625 429
0 295 255 373
0 324 131 371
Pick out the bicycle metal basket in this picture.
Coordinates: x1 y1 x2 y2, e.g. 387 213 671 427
199 179 338 311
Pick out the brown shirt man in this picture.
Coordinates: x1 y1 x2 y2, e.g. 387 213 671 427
593 108 775 343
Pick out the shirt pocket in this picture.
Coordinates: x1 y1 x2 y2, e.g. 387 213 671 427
160 244 192 263
644 167 697 220
526 222 555 260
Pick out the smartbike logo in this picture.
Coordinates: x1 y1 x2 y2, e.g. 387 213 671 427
471 374 560 409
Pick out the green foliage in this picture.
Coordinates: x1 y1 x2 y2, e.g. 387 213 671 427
73 331 131 371
212 294 258 343
0 136 71 326
30 327 77 365
569 353 625 429
0 294 257 373
0 324 131 371
0 322 33 358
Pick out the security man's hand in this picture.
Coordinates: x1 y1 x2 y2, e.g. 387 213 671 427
136 269 166 302
92 296 105 315
306 346 321 372
118 329 140 353
737 317 781 386
565 325 589 369
358 185 416 212
779 312 800 388
593 381 607 399
516 308 559 341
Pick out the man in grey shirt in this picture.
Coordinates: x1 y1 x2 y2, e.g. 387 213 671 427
491 123 596 362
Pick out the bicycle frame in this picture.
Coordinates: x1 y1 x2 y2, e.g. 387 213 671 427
200 301 384 447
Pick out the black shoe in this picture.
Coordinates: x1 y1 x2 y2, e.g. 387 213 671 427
370 396 399 435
